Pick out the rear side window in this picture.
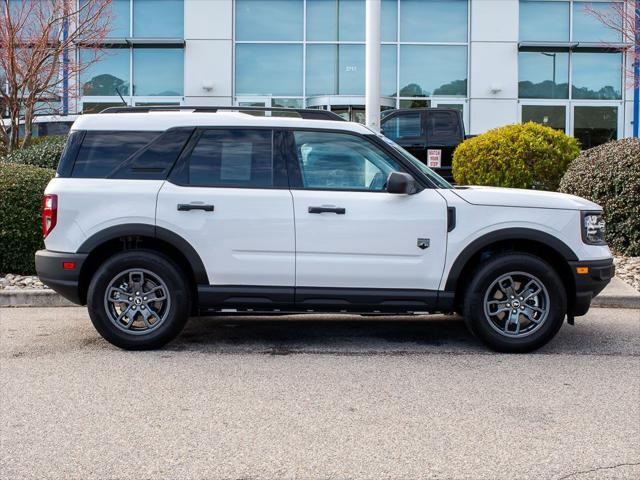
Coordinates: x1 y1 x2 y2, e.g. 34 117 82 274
71 131 159 178
381 113 423 141
111 128 194 180
426 111 462 145
186 129 273 188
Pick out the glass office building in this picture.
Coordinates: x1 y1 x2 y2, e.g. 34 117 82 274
70 0 634 146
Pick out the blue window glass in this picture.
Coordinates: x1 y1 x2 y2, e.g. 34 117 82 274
306 0 364 41
306 0 337 41
519 0 570 42
133 0 183 38
338 0 365 41
236 0 303 41
573 2 622 42
339 45 365 95
399 46 467 97
236 44 303 96
80 49 130 96
306 45 338 96
572 52 622 99
381 45 397 97
382 0 397 42
518 51 570 99
81 0 129 37
133 48 184 96
400 0 467 42
305 45 366 96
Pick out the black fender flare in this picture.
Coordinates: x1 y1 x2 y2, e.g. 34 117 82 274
77 223 209 284
444 227 578 291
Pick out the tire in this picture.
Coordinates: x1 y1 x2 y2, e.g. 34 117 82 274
462 253 566 353
87 250 191 350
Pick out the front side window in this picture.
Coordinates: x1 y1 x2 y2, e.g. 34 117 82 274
293 131 402 191
187 129 273 188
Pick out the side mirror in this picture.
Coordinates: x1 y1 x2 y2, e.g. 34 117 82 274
386 172 418 195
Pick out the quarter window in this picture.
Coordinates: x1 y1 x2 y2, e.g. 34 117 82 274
187 130 273 188
292 131 402 191
71 131 160 178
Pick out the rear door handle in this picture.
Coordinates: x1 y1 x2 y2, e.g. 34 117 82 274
308 206 346 215
177 203 214 212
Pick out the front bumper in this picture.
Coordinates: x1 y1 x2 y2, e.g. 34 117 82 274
569 258 615 317
35 250 88 305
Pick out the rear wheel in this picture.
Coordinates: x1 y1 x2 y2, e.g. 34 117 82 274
87 250 190 350
463 253 566 353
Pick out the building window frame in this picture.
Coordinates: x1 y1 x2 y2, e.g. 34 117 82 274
232 0 471 109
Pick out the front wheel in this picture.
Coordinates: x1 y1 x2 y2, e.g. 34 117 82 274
463 253 567 353
87 250 191 350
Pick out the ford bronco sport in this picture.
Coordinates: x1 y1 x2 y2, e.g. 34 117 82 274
35 106 614 352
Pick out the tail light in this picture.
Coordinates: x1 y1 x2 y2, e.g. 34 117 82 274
42 194 58 238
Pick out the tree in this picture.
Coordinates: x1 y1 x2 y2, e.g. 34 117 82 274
0 0 112 152
584 0 639 86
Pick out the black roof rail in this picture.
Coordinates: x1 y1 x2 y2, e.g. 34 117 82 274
99 105 347 121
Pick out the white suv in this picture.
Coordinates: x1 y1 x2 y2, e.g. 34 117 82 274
36 106 614 352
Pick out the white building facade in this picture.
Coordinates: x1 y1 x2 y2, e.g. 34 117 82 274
76 0 636 149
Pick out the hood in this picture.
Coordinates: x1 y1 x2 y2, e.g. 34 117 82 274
452 186 601 211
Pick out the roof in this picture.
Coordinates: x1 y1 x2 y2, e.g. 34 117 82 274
71 111 370 134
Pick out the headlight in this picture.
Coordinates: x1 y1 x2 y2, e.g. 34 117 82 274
582 212 606 245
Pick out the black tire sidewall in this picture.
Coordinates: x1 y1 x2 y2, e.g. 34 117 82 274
463 253 567 353
87 250 190 350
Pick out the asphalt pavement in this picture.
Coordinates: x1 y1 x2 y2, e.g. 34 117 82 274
1 307 639 480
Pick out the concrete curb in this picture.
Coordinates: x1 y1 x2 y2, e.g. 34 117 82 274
0 289 74 307
2 280 639 309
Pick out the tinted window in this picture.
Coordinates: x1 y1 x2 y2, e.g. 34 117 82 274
187 130 273 188
381 113 423 141
426 111 462 145
293 131 402 191
236 0 303 41
37 122 73 137
519 0 570 42
71 131 159 178
518 51 570 99
112 128 193 179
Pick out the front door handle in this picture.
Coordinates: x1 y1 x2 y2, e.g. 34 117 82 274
177 203 214 212
308 206 346 215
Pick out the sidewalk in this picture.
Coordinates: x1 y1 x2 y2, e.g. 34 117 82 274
1 278 639 308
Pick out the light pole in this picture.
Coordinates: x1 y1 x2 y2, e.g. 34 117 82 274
365 0 381 131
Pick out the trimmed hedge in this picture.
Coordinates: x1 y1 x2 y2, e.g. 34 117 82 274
0 163 55 274
453 122 580 190
2 135 66 169
559 139 640 256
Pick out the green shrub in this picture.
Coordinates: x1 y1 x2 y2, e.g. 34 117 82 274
2 135 66 169
0 163 55 274
559 139 640 256
453 122 580 190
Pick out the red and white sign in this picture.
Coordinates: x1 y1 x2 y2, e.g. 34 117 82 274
427 149 442 168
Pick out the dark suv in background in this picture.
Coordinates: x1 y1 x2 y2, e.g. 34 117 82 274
381 108 466 181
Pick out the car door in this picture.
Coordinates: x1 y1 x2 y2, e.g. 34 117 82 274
286 129 448 295
380 110 427 162
156 128 295 290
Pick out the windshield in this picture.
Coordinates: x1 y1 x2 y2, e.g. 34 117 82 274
373 133 453 189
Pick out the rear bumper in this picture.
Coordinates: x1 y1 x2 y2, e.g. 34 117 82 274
569 258 615 317
35 250 88 305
